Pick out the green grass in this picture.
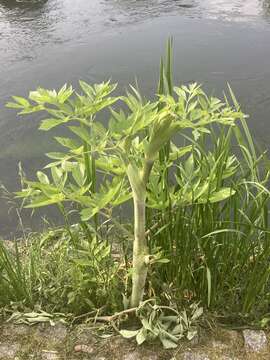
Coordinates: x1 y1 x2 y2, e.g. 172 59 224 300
0 225 124 316
146 40 270 322
148 120 270 320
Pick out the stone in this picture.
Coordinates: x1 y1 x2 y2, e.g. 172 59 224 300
181 352 210 360
219 329 241 347
121 350 159 360
243 329 268 353
122 352 141 360
143 355 159 360
74 344 94 354
1 324 30 338
73 325 96 345
120 348 159 360
210 339 230 351
35 323 67 344
0 343 20 359
41 350 61 360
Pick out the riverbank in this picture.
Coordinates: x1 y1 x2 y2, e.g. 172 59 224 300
0 321 269 359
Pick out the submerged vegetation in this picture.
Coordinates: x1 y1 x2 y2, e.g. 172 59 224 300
1 42 270 347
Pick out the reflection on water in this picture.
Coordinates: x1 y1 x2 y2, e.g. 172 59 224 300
0 0 270 65
0 0 48 9
1 0 270 236
0 0 269 69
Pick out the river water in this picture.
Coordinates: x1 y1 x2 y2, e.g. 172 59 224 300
1 0 270 236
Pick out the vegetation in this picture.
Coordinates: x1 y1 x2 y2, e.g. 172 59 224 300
1 42 270 347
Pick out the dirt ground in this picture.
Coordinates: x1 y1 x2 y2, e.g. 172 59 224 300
0 321 270 360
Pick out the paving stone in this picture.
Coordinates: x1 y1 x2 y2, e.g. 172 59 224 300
122 352 141 360
73 325 97 345
74 344 95 354
243 329 268 353
0 343 20 359
35 323 67 345
41 350 61 360
181 351 210 360
210 339 229 350
1 324 30 338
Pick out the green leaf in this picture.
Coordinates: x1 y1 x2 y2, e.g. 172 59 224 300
187 329 197 340
25 194 65 208
184 154 194 177
55 136 80 149
209 188 235 203
39 118 68 131
159 336 178 349
36 171 50 185
51 166 63 186
191 306 203 321
80 178 123 220
12 96 30 107
206 267 211 307
69 126 90 144
79 80 95 99
169 144 192 161
136 328 147 345
46 152 68 160
119 329 139 339
71 164 85 187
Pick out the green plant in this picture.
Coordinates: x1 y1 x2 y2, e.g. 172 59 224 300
0 239 33 306
0 225 122 315
7 77 244 309
120 299 203 349
143 43 270 319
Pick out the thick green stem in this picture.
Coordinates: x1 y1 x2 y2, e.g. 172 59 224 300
128 159 154 308
130 195 148 308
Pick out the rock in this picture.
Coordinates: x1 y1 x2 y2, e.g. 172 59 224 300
1 324 30 338
35 323 67 344
121 348 159 360
220 329 241 347
143 355 158 360
73 325 96 345
74 344 94 354
243 329 268 353
181 352 210 360
122 352 141 360
210 339 229 351
0 343 20 359
41 350 61 360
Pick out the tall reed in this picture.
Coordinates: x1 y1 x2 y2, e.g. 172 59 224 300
148 41 270 318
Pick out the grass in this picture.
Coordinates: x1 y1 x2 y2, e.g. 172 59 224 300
0 225 124 316
141 40 270 323
148 119 270 320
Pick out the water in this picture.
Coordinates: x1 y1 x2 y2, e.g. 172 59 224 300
1 0 270 237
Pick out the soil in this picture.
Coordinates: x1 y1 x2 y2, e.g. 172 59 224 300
0 322 269 359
